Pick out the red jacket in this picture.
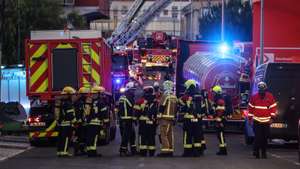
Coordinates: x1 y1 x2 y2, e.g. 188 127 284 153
248 92 277 123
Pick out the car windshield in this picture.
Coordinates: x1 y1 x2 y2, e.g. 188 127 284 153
112 55 128 71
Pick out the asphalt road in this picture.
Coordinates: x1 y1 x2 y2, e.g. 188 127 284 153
0 126 299 169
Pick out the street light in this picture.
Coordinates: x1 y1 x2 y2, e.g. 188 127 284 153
260 0 264 65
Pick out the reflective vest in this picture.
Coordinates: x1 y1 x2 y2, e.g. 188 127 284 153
158 93 177 120
118 95 135 120
58 99 76 126
248 92 277 123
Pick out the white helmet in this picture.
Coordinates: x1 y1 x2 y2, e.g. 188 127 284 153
125 82 135 91
163 80 174 93
154 81 160 87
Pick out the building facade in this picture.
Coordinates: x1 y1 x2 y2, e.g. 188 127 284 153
90 0 191 38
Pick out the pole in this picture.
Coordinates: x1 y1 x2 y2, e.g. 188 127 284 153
260 0 264 65
221 0 224 42
190 0 193 40
17 0 21 63
0 0 5 101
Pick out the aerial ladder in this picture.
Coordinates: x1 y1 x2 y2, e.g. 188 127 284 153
114 0 172 46
107 0 145 45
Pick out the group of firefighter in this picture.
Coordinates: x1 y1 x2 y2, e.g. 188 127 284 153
54 76 277 159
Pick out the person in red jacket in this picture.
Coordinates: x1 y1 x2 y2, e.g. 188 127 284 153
248 81 277 159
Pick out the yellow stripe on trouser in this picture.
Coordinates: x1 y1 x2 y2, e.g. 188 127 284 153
64 137 69 153
30 44 47 67
148 146 155 150
219 132 226 147
30 59 48 87
184 132 192 148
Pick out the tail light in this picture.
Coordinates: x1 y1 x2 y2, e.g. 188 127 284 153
28 116 41 123
241 109 249 117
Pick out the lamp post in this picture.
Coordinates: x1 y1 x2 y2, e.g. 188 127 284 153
259 0 264 65
221 0 224 42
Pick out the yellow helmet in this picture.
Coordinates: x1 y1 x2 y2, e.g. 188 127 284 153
78 87 90 94
61 86 76 95
91 85 105 93
184 79 196 89
212 85 222 94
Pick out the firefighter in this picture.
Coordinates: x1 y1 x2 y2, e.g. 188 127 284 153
212 85 227 155
248 82 277 159
200 89 211 150
55 86 76 157
180 80 204 157
135 86 158 157
73 87 89 156
85 85 107 157
153 81 162 104
157 80 177 157
118 82 137 156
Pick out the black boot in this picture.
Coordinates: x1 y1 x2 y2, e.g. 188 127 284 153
149 150 155 157
182 149 192 157
216 147 227 155
119 149 128 157
140 150 147 157
131 147 137 156
261 150 267 159
253 150 260 159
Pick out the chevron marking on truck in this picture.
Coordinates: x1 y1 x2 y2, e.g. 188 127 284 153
152 55 166 62
29 131 59 138
29 44 49 93
82 43 101 86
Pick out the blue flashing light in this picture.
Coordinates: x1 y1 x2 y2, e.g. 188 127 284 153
17 64 24 68
219 43 229 54
115 78 121 84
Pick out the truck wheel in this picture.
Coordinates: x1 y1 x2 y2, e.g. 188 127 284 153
110 126 116 141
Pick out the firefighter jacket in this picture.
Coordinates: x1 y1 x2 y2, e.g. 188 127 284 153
248 92 277 123
158 93 177 120
179 93 204 121
74 96 86 124
85 95 107 126
55 98 76 127
118 95 135 120
134 98 158 124
201 96 213 116
212 95 226 122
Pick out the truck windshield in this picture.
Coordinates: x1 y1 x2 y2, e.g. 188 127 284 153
112 55 128 71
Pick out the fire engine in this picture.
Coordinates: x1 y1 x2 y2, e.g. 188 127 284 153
25 31 116 146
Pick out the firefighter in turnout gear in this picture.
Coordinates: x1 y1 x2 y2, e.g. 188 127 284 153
180 80 204 157
135 86 158 157
157 80 177 157
73 87 89 156
55 86 76 157
212 85 228 155
200 89 213 150
248 82 277 159
85 85 106 157
118 82 137 156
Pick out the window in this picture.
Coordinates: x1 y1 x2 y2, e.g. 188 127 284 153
163 10 169 16
121 6 128 15
172 6 178 18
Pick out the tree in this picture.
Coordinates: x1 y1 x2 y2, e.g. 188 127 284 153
0 0 86 65
198 0 252 42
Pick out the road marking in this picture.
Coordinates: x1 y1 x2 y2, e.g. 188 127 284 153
0 147 31 162
269 153 300 166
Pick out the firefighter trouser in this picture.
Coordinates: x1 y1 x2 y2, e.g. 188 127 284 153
159 119 174 154
253 121 270 156
183 119 202 156
216 120 227 152
199 119 206 149
86 124 100 157
139 121 156 156
74 124 86 155
119 120 136 154
57 125 72 156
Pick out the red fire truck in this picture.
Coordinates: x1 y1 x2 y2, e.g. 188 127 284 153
25 32 116 145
